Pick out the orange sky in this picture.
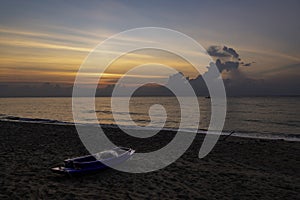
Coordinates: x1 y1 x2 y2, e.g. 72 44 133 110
0 1 299 88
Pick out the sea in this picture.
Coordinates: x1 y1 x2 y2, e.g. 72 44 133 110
0 97 299 141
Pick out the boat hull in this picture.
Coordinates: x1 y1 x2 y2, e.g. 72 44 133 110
51 147 135 175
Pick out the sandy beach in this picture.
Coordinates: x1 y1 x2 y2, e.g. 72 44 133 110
0 120 299 199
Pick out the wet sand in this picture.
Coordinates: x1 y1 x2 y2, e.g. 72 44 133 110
0 121 299 199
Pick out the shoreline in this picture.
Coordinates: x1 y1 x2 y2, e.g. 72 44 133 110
1 120 299 199
1 117 299 142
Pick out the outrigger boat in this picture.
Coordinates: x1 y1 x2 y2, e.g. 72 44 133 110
51 147 135 175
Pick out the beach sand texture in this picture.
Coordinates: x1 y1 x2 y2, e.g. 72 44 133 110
0 121 299 199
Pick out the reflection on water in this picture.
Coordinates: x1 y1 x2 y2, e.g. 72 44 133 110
0 97 299 136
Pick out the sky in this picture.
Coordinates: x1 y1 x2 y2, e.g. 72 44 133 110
0 0 299 96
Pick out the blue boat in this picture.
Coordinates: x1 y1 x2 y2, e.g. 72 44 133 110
51 147 135 175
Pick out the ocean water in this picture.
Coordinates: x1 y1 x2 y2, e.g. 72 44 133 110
0 97 299 141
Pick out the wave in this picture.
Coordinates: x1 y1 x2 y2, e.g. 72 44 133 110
244 119 300 128
92 110 143 116
0 114 299 142
0 115 73 125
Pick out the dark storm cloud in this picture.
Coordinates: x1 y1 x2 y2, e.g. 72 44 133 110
241 62 255 67
242 63 252 67
207 45 240 60
215 59 239 72
206 45 255 73
223 46 239 59
186 45 259 96
207 46 231 58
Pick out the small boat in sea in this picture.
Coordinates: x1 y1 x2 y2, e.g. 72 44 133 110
51 147 135 175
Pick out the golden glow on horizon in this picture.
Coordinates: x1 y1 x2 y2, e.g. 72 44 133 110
1 26 299 85
0 26 205 85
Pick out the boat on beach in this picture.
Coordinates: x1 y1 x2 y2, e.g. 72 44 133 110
51 147 135 175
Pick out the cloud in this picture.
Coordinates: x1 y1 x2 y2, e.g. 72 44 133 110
215 59 239 72
241 62 255 67
207 45 240 60
223 46 239 59
207 46 231 58
206 45 255 73
242 63 251 67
